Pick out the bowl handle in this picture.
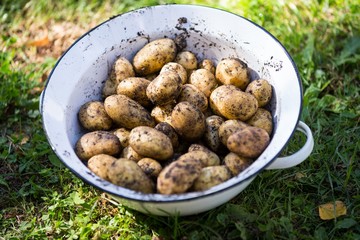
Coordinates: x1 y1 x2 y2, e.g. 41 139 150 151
265 121 314 170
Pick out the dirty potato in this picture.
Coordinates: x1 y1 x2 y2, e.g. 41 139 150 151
223 152 251 176
112 128 130 148
245 79 272 107
107 158 154 193
192 166 231 191
155 122 179 149
175 51 198 73
87 154 117 180
75 131 122 160
203 115 224 152
104 94 155 129
116 77 152 107
129 126 173 161
102 57 135 97
218 119 249 146
246 108 273 135
177 84 208 112
146 71 182 106
210 85 258 121
171 102 206 141
227 126 270 158
198 58 215 74
215 58 250 90
189 69 217 97
160 62 188 84
78 101 113 131
133 38 177 76
137 158 162 178
151 103 174 124
121 146 144 162
188 144 221 167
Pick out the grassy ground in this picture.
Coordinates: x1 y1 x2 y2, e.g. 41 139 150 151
0 0 359 239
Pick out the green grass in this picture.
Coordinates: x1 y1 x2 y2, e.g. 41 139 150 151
1 0 359 239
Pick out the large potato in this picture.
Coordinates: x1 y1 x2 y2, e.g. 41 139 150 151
192 166 231 191
146 71 182 106
227 126 270 158
78 101 113 131
203 115 224 152
133 38 177 76
210 85 258 121
189 69 217 97
157 155 202 194
129 126 173 161
245 79 272 107
104 94 155 129
215 58 250 90
87 154 117 180
75 131 122 160
102 57 135 97
155 122 179 149
116 77 152 107
223 152 251 176
218 119 249 146
177 84 208 112
171 102 206 141
160 62 188 84
246 108 273 135
137 158 162 178
107 158 154 193
188 144 221 167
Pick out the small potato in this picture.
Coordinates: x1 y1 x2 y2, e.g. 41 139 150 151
137 158 162 178
160 62 188 84
146 71 182 106
218 119 249 146
116 77 152 107
188 144 221 167
215 58 250 90
102 57 135 97
87 154 117 180
189 69 217 97
151 103 174 124
210 85 258 121
192 166 231 191
75 131 122 160
107 158 154 193
198 59 215 75
227 127 270 158
129 126 173 161
104 94 155 129
223 152 251 176
157 156 202 194
171 102 206 141
133 38 177 76
121 146 144 162
155 122 179 149
78 101 113 131
245 79 272 107
177 84 208 112
175 51 198 73
246 108 273 135
112 128 130 148
203 115 224 152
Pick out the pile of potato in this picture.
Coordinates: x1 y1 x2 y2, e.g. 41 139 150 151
75 38 273 194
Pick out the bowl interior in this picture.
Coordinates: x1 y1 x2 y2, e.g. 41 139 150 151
41 4 302 202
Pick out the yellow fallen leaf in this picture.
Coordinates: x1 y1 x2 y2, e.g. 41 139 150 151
319 201 347 220
27 36 50 47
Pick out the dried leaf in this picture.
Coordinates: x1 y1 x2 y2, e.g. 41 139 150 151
319 201 347 220
295 172 306 180
27 36 50 47
20 136 30 145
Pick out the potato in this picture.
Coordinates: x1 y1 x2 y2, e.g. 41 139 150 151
209 85 258 121
218 119 249 146
198 59 215 74
175 51 198 73
87 154 117 180
112 128 130 148
116 77 152 107
171 102 206 141
245 79 272 107
227 126 270 158
192 166 231 191
102 57 135 97
177 84 208 112
146 71 182 106
155 122 179 149
107 158 154 193
75 131 122 160
188 144 221 167
137 158 162 178
129 126 173 161
160 62 188 84
104 94 155 129
157 155 202 194
203 115 224 152
121 146 144 162
246 108 273 135
133 38 177 76
215 58 250 90
151 103 174 124
223 152 251 176
78 101 113 131
189 69 217 97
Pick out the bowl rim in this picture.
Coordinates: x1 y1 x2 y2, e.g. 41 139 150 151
40 3 303 203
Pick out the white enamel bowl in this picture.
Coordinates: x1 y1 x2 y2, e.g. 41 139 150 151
40 4 314 216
